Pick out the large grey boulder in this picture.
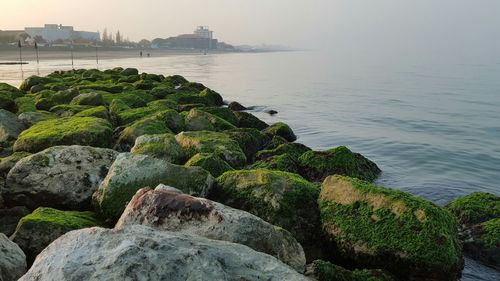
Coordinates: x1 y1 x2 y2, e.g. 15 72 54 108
93 153 214 220
17 111 54 127
0 109 24 145
116 186 306 272
4 145 118 210
21 225 309 281
0 233 26 281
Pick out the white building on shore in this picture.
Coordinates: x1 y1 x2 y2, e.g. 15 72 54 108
24 24 99 42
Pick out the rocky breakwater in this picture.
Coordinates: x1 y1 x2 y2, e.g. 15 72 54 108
0 68 483 280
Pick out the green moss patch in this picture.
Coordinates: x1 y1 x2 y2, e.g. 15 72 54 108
310 260 395 281
184 108 236 131
185 153 234 178
446 192 500 225
480 218 500 249
131 133 186 164
263 122 297 142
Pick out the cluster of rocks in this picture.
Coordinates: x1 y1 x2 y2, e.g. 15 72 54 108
0 69 498 281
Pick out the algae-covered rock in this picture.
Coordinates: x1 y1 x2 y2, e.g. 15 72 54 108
70 92 105 106
74 106 110 120
318 175 463 280
13 117 113 153
0 90 19 113
213 169 322 260
116 114 173 150
256 142 311 161
21 225 308 281
184 108 236 131
251 153 301 174
93 153 214 220
199 107 240 126
263 122 297 142
4 145 118 210
35 89 79 110
19 75 56 91
116 186 306 271
299 146 381 182
306 260 395 281
446 192 500 225
446 192 500 270
17 111 55 127
175 131 246 168
120 68 139 76
131 133 186 164
0 232 26 281
235 111 269 130
0 109 25 145
14 96 36 114
49 104 93 117
224 128 269 160
0 151 31 177
228 101 247 111
185 153 234 177
11 207 102 265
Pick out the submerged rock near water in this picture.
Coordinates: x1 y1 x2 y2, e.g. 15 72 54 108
21 225 309 281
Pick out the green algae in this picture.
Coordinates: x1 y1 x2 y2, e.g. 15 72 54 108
446 192 500 225
185 153 234 178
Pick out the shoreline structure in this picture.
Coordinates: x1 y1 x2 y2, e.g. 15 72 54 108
0 68 498 280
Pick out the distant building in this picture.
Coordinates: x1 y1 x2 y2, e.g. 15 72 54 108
0 30 26 44
24 24 99 42
153 26 218 50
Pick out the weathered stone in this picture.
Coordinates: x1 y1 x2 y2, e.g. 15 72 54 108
185 153 234 177
11 207 102 265
228 101 247 111
4 145 118 210
0 233 26 281
263 122 297 142
21 225 308 281
318 175 463 281
70 93 105 106
184 108 236 131
0 152 31 177
224 128 269 160
131 133 186 164
0 206 29 236
17 111 55 127
116 187 306 271
93 153 214 220
0 109 24 145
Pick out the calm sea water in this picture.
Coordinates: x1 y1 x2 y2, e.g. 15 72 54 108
1 50 499 280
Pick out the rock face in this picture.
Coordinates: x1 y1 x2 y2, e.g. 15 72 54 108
318 175 463 281
446 192 500 270
116 186 306 271
4 145 118 210
0 233 26 281
0 206 29 236
0 109 24 145
298 146 381 182
10 207 102 265
13 116 113 153
93 153 214 220
212 169 322 261
21 225 309 281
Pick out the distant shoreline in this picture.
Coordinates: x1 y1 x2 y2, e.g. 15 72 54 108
0 45 290 62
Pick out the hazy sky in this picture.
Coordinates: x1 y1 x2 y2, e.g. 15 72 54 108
1 0 500 53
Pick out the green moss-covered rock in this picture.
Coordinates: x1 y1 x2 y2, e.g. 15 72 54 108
70 92 105 106
116 115 173 150
318 175 463 280
0 151 31 177
299 146 381 182
19 75 57 92
223 128 269 160
17 111 55 127
131 133 186 164
93 153 214 220
74 106 110 120
134 79 157 90
307 260 395 281
14 96 37 114
0 109 25 145
10 207 102 265
147 99 179 111
235 111 269 130
0 90 20 113
175 131 246 168
102 92 148 108
199 107 239 126
35 89 80 111
49 104 93 117
256 142 311 161
120 68 139 76
212 169 322 260
446 192 500 225
109 99 131 115
13 117 113 153
0 82 22 95
117 106 161 125
263 122 297 142
251 153 301 174
179 103 206 112
150 86 176 99
184 108 236 131
185 153 234 178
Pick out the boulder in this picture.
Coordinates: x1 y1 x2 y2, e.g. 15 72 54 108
35 89 79 111
13 117 113 153
251 153 301 174
0 109 24 145
0 206 29 236
298 146 381 182
4 145 118 210
446 192 500 270
74 106 110 120
224 128 269 160
17 111 55 127
235 111 269 130
15 96 37 115
184 108 236 131
116 114 173 150
11 207 102 265
263 122 297 142
175 131 246 168
212 169 322 260
0 233 26 281
318 175 463 280
70 92 105 106
93 153 214 220
199 107 240 126
305 260 395 281
116 186 306 271
0 152 31 177
228 101 247 111
185 153 234 177
21 225 308 281
131 133 186 164
120 68 139 76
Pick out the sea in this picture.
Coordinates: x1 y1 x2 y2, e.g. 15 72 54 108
1 50 499 280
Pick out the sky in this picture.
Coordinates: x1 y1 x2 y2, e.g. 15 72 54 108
1 0 500 54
